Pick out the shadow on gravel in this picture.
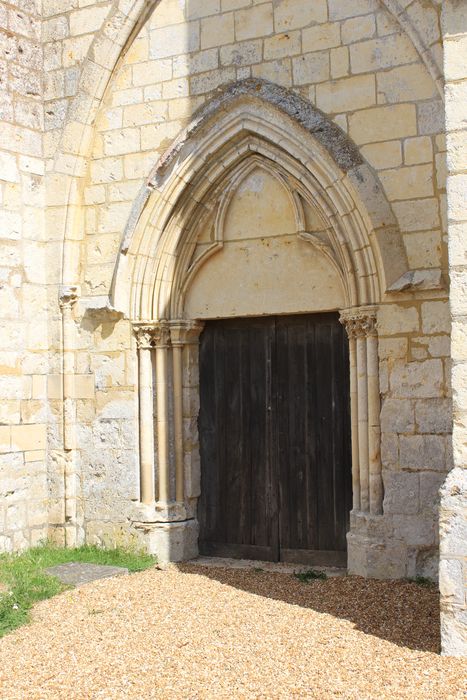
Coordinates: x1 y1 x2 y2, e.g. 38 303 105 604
180 565 440 654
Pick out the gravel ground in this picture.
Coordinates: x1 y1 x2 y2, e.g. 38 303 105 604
0 564 466 699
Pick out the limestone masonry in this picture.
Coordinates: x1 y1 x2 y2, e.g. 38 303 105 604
0 0 466 655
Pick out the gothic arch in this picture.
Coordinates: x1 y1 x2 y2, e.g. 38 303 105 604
120 83 402 552
58 0 442 289
111 79 407 321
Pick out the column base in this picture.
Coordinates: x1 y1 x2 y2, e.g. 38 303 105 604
347 510 407 579
130 500 195 523
133 518 199 563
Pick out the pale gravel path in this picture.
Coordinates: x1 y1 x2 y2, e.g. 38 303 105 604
0 564 466 700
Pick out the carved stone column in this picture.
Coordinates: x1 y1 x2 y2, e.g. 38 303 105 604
132 319 204 562
153 323 171 505
135 326 156 505
169 321 205 505
366 316 383 516
340 317 360 511
340 306 382 516
59 285 81 547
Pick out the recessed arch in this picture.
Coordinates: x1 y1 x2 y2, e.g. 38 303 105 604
111 80 407 320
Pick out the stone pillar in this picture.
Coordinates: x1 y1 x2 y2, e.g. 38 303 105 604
348 333 360 511
367 325 383 517
340 307 382 514
169 321 204 505
440 0 467 657
132 319 204 563
340 306 384 576
59 285 83 548
356 333 369 512
135 327 156 506
154 323 171 505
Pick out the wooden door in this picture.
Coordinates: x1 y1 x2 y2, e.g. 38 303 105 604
275 315 351 567
198 317 278 560
198 313 351 566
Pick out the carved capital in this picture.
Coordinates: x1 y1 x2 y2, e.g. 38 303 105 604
169 320 205 347
152 321 171 348
340 306 378 339
59 285 80 313
134 325 156 350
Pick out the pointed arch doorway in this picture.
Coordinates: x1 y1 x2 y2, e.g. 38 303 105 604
198 312 352 567
112 80 403 564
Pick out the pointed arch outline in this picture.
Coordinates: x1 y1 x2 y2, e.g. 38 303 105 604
111 80 408 321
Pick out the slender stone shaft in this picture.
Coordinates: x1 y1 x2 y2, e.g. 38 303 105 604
356 334 369 513
367 332 383 515
172 342 184 503
155 325 170 504
137 329 155 505
348 336 360 511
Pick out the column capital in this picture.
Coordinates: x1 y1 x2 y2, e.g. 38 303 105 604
340 306 378 339
134 321 172 349
134 324 156 350
169 319 205 346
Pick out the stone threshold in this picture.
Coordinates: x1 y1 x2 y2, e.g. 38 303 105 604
180 556 347 577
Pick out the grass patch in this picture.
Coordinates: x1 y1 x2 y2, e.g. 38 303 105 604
407 575 436 589
0 543 156 638
293 568 327 583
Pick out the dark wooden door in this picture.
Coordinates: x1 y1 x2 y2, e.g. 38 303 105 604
198 313 351 566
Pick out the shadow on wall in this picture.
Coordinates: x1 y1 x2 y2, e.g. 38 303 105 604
179 565 441 653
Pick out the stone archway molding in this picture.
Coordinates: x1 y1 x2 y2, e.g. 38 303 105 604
111 79 409 321
110 80 406 562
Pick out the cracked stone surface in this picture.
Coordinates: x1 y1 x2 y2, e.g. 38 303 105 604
45 563 128 587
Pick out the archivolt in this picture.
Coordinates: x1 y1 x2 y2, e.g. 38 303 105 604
111 80 408 321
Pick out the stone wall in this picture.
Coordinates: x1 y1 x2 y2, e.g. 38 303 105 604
69 0 449 581
0 0 464 655
440 0 467 657
0 0 50 551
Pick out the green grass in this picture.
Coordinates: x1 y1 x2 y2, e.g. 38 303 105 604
0 543 156 638
293 568 327 583
407 575 436 589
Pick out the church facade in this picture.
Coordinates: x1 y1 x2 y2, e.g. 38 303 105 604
0 0 466 654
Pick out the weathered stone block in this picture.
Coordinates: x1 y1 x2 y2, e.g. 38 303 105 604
150 22 200 60
392 515 436 547
146 519 199 562
421 301 451 335
419 471 444 513
383 471 419 515
361 141 402 170
377 64 437 104
350 34 418 74
302 23 340 52
380 164 434 201
416 399 452 434
349 104 417 145
201 13 234 49
399 435 446 471
316 75 375 114
393 199 440 233
292 51 329 85
265 31 301 59
235 4 273 41
378 304 419 335
390 360 444 399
